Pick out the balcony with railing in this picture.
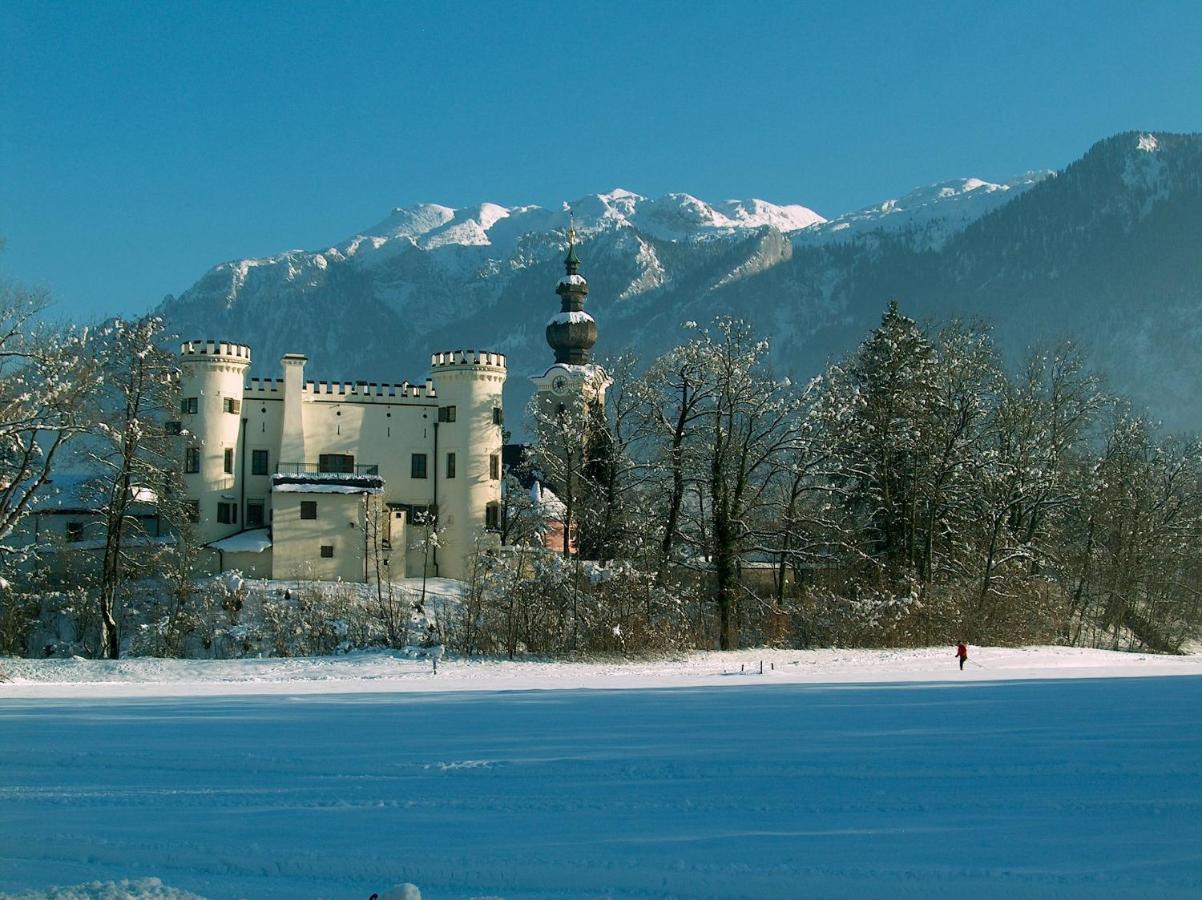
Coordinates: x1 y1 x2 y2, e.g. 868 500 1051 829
271 461 385 495
275 462 380 476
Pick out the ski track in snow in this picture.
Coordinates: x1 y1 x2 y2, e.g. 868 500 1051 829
2 651 1202 898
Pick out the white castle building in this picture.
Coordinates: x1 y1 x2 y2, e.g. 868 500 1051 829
180 340 507 581
179 232 610 583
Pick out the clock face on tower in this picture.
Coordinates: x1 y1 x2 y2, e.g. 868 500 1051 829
552 375 568 393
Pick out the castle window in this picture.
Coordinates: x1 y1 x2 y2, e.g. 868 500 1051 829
485 502 500 531
66 522 84 543
492 407 503 426
300 501 317 520
223 448 234 475
223 397 241 415
446 452 456 479
184 447 200 474
490 454 500 480
438 405 456 423
320 545 334 559
164 421 182 435
217 502 237 525
319 453 354 474
246 500 265 528
181 397 198 415
186 500 199 523
411 453 428 479
251 449 269 476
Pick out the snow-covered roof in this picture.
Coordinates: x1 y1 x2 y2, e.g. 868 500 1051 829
547 310 595 327
27 475 91 511
271 473 385 495
208 529 273 554
530 480 566 518
29 474 158 514
558 273 587 287
45 534 176 552
273 482 385 495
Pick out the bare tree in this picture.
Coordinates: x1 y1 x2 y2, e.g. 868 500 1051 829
83 316 182 658
684 319 803 650
636 340 716 577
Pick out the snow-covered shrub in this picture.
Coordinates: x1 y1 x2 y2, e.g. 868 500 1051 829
446 547 698 657
255 580 385 657
791 586 926 647
0 588 40 656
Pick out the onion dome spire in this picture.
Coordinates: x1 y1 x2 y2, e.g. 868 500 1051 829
547 216 597 365
564 224 581 276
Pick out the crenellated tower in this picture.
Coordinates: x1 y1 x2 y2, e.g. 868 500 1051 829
178 340 251 545
427 350 508 576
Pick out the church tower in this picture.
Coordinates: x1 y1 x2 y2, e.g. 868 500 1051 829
530 227 611 412
529 227 613 556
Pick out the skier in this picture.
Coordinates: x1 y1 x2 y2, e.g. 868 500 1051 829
956 641 968 670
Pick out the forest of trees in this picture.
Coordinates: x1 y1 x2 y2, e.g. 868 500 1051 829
0 258 1199 659
479 304 1202 656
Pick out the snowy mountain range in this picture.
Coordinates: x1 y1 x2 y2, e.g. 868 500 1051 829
157 131 1202 431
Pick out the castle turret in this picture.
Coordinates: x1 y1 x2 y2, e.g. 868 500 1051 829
279 353 307 466
179 340 252 545
427 349 508 579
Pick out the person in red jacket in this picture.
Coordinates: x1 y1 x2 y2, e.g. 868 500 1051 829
956 642 968 670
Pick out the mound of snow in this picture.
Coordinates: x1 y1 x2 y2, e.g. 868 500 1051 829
2 878 203 899
376 885 421 900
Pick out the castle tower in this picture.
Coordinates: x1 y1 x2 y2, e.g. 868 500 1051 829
179 340 252 545
427 349 508 579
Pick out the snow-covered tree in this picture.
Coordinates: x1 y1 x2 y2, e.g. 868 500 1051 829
0 276 98 571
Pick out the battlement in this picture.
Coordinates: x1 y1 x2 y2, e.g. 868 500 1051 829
429 349 507 370
304 379 436 401
180 340 252 363
244 377 437 402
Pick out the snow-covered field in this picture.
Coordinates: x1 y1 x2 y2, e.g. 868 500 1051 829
3 648 1202 898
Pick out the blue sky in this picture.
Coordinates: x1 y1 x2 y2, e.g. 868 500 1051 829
2 0 1201 320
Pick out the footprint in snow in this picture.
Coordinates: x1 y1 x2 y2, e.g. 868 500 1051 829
425 759 499 772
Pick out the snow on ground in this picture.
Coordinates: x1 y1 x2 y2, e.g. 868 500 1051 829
2 650 1202 898
2 645 1201 698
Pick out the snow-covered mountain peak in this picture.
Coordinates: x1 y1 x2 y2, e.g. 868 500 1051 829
803 170 1054 250
156 130 1202 436
336 190 828 259
597 187 645 202
715 197 827 231
363 203 456 242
